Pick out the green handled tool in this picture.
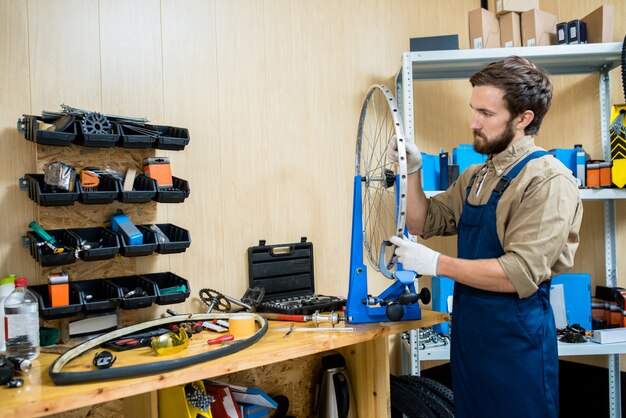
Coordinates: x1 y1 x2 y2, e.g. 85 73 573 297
29 221 64 254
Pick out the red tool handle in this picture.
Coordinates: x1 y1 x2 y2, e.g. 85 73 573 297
207 334 235 345
259 313 307 322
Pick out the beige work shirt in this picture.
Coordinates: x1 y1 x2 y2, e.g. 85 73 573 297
423 136 583 298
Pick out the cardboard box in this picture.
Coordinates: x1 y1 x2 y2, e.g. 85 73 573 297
469 8 500 49
592 328 626 344
495 0 539 15
521 9 557 46
581 5 614 43
499 12 521 47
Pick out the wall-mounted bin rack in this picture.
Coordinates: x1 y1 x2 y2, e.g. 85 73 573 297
28 284 83 319
26 229 77 267
154 177 191 203
20 174 79 206
70 279 120 313
117 228 158 257
140 223 191 254
68 227 120 261
153 125 190 151
117 174 158 203
104 275 157 309
141 272 191 305
77 175 120 204
17 114 76 146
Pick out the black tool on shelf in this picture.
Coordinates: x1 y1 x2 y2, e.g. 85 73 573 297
248 238 346 315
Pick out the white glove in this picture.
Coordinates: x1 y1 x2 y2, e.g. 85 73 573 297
386 136 422 174
389 235 440 276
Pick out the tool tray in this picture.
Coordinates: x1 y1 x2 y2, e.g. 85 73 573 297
139 223 191 254
117 174 158 203
248 238 346 315
70 279 120 313
75 122 120 147
22 174 80 206
117 227 158 257
153 176 190 203
28 284 83 319
104 275 157 309
153 125 191 151
119 123 158 148
140 272 191 305
77 174 120 204
26 228 77 267
67 227 120 261
18 114 77 146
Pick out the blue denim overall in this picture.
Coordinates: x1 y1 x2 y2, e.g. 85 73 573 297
451 151 558 418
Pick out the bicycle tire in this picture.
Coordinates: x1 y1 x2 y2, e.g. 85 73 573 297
396 375 454 418
390 376 439 418
399 375 455 410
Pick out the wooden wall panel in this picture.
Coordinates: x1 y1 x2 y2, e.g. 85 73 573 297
160 0 223 311
0 0 37 280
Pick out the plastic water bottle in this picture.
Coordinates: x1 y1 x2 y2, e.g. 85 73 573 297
4 278 40 360
0 274 16 352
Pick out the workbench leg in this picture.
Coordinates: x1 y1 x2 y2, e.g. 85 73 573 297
338 337 390 418
123 391 158 418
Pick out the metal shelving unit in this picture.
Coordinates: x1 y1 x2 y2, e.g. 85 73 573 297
396 42 624 418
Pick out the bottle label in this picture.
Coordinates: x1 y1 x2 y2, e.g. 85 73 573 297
5 313 39 340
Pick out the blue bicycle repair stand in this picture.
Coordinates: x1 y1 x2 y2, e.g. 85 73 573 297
345 174 422 324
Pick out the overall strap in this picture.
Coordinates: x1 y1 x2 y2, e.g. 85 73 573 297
488 151 549 204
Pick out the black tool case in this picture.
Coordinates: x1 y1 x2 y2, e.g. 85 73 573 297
247 238 345 315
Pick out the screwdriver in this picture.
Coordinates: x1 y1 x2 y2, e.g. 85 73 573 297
188 334 235 348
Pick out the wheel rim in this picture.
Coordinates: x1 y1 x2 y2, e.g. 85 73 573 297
356 84 408 275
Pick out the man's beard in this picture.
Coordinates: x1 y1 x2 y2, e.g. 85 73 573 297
473 118 516 155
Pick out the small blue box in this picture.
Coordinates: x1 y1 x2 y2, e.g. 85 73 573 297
431 276 454 334
421 152 440 191
110 212 143 245
549 148 577 175
452 144 487 175
550 273 592 330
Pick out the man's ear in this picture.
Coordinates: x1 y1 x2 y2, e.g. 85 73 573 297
516 110 534 131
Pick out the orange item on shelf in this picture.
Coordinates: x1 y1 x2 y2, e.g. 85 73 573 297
143 157 173 188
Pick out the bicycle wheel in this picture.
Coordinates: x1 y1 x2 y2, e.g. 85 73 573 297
355 84 408 276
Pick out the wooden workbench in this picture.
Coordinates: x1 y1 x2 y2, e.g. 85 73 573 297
0 310 447 418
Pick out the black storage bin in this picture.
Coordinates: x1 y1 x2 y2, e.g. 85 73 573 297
75 121 120 147
28 284 83 319
117 174 157 203
23 174 79 206
140 272 191 305
78 174 120 204
26 229 77 267
154 125 190 151
140 223 191 254
119 123 158 148
67 227 120 261
71 279 121 313
153 176 190 203
117 228 158 257
18 114 77 146
104 275 157 309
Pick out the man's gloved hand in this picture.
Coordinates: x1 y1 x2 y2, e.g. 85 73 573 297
389 235 440 276
386 136 422 174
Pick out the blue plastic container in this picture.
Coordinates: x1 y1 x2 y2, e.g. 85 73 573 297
421 152 440 191
452 144 487 175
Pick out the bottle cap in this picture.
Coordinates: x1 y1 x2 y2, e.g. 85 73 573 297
14 278 27 288
0 275 16 286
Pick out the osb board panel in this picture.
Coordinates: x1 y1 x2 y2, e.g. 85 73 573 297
216 353 324 418
45 400 123 418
